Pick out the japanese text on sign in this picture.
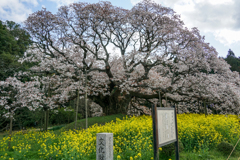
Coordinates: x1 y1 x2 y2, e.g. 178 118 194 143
157 109 176 146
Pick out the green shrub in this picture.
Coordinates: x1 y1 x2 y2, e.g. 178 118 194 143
160 140 184 157
49 107 81 125
216 141 234 155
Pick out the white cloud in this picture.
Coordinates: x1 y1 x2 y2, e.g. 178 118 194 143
130 0 141 5
0 0 38 23
21 0 38 7
130 0 240 46
198 0 234 5
214 30 240 46
49 0 79 8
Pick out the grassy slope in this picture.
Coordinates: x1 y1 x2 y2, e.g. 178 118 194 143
63 113 125 130
0 114 126 139
180 150 240 160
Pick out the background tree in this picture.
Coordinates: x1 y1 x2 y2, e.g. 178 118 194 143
0 20 32 81
0 77 41 147
227 49 235 58
0 20 33 130
224 49 240 73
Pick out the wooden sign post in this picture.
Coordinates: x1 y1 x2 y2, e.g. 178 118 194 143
152 104 179 160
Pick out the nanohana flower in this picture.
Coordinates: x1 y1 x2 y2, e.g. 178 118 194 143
0 114 239 159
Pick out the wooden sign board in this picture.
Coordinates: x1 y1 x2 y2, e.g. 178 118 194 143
152 105 179 160
157 108 177 147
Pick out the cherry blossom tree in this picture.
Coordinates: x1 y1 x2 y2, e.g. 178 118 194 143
0 76 42 148
0 73 62 133
23 0 240 115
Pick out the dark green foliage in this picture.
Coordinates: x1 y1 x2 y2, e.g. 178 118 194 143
48 125 65 131
216 141 234 155
160 140 184 157
63 113 125 130
227 49 235 58
0 20 31 56
14 107 37 129
0 53 22 81
49 107 81 125
4 20 32 56
0 20 33 131
0 21 19 56
0 107 44 131
0 20 32 81
224 49 240 73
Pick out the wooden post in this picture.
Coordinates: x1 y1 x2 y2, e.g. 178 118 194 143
198 100 200 113
204 100 207 117
44 109 47 131
8 113 13 149
85 71 88 129
46 109 49 130
174 105 180 160
152 104 159 160
44 84 51 131
159 90 162 107
165 93 167 107
41 109 44 131
130 101 132 116
75 71 82 130
75 92 79 130
176 103 179 114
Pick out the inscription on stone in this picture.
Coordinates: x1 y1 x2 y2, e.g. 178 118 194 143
96 133 113 160
157 109 176 146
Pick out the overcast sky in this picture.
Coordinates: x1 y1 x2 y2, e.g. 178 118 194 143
1 0 239 58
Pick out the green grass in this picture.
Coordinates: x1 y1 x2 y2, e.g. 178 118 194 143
0 132 7 140
0 114 125 138
48 124 65 131
63 113 125 130
180 149 240 160
1 147 239 160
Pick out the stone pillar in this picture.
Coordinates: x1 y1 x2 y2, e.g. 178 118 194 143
96 133 113 160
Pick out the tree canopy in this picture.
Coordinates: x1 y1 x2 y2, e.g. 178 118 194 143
0 20 31 56
0 20 32 81
0 0 237 119
21 0 240 115
224 49 240 73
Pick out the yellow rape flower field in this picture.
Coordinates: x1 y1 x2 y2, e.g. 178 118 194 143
0 114 240 160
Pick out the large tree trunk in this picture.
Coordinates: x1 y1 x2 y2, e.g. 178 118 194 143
91 90 131 116
8 114 13 150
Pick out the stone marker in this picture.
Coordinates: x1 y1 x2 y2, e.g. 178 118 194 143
96 133 113 160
